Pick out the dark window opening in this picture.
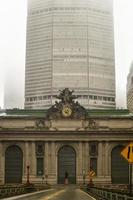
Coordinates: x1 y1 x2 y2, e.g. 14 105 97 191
37 158 44 176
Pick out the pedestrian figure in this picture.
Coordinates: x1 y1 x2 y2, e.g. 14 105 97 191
65 171 68 185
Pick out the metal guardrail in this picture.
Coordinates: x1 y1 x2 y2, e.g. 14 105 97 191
0 185 36 199
90 187 133 200
0 186 25 199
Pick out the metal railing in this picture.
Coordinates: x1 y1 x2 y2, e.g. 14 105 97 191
89 187 133 200
0 184 36 199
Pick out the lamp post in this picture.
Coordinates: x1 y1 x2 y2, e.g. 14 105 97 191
45 174 48 184
42 176 44 184
26 165 30 185
83 169 85 185
45 168 48 184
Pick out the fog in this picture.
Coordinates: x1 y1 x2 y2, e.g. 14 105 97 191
0 0 133 109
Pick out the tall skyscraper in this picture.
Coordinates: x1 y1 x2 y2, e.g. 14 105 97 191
25 0 116 109
127 62 133 112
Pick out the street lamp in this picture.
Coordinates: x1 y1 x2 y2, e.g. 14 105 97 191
83 169 85 185
26 165 30 185
45 168 48 184
45 174 48 184
42 176 44 184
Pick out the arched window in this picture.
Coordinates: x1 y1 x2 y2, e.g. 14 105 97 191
58 145 76 184
5 145 23 183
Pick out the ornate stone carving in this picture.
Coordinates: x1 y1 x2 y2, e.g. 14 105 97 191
89 119 98 129
35 119 45 129
89 142 98 156
84 119 99 130
36 142 44 156
35 119 50 130
46 88 87 119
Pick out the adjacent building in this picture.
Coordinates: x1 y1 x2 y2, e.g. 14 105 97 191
127 61 133 112
25 0 116 109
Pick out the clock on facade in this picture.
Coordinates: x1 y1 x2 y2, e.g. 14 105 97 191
62 105 72 117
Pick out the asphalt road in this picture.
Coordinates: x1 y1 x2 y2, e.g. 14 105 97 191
5 186 96 200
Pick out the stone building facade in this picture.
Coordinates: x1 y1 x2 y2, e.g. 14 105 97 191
0 90 132 185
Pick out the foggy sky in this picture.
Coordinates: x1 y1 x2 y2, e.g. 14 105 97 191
0 0 133 109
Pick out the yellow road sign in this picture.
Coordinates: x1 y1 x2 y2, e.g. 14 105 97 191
89 170 95 177
121 143 133 163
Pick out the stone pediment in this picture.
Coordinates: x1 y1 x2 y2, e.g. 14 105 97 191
46 88 87 120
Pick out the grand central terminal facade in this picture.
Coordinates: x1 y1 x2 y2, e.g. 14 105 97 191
0 89 133 185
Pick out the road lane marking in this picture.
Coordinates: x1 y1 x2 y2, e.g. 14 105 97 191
79 189 96 200
40 189 65 200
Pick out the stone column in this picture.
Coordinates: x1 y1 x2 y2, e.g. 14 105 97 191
102 142 106 176
105 142 109 176
31 142 36 176
45 142 49 175
98 142 103 176
84 142 89 173
78 142 83 176
82 142 85 170
49 142 52 175
51 142 56 175
0 142 4 184
24 142 30 174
